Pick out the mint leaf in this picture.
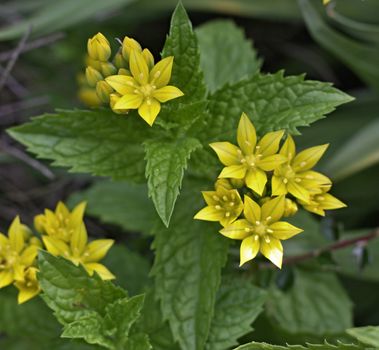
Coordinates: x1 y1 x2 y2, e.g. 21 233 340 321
234 341 363 350
8 109 153 182
69 181 156 234
144 137 202 226
152 181 229 350
196 20 262 93
266 269 353 336
196 71 353 143
206 276 267 350
346 326 379 348
162 2 206 103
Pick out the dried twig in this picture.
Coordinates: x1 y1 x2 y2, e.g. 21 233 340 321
0 95 50 120
0 63 29 98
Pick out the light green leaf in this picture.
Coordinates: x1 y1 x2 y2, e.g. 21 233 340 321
144 137 202 226
346 326 379 348
8 109 152 182
162 2 206 104
266 269 353 336
323 118 379 181
206 276 267 350
152 181 229 350
196 19 262 93
69 181 156 234
233 341 362 350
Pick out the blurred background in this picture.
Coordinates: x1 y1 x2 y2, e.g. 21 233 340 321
0 0 378 330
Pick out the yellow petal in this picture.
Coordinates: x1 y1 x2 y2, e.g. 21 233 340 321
84 263 115 280
105 75 137 95
194 206 224 222
129 49 149 85
0 270 14 288
8 216 24 253
288 181 310 203
20 245 38 266
243 195 261 223
84 239 114 262
237 112 257 155
13 264 25 282
201 191 218 206
292 144 329 172
299 171 331 189
239 236 260 266
260 237 283 268
280 135 296 160
34 214 45 232
150 56 174 88
0 233 8 247
257 130 284 156
303 204 325 216
114 93 144 110
56 201 69 218
70 201 87 227
245 168 267 196
16 285 40 304
138 98 161 126
142 48 155 68
219 165 247 179
70 224 88 257
42 236 69 257
209 142 241 166
219 219 251 240
258 154 287 171
317 193 347 210
271 175 288 196
153 85 184 102
261 195 285 222
269 222 303 240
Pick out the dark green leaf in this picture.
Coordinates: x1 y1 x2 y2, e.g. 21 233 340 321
346 326 379 348
233 341 362 350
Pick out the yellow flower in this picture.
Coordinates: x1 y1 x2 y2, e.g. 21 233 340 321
220 196 302 268
14 267 40 304
272 135 331 204
105 50 184 126
87 32 111 62
0 217 39 288
194 179 244 227
42 223 115 280
210 113 287 196
34 201 87 242
301 189 346 216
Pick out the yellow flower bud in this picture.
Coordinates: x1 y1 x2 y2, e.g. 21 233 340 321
100 62 117 77
34 214 46 234
78 87 102 107
122 36 142 60
29 237 42 248
230 178 245 189
87 32 111 61
85 56 102 71
118 68 131 76
110 93 129 114
96 81 114 103
85 66 103 87
215 179 233 191
114 52 128 69
283 198 298 217
142 48 155 69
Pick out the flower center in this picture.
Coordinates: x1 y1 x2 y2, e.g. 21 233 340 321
213 193 238 218
139 84 156 97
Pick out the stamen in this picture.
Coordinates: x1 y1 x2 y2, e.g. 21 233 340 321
254 235 259 241
154 71 161 78
267 228 274 234
240 159 246 164
215 205 222 210
134 89 139 94
245 140 252 146
139 72 144 79
225 212 231 217
306 174 314 180
237 149 243 155
300 161 307 167
229 202 235 207
264 235 271 243
222 196 228 201
255 145 260 149
266 216 272 222
295 178 301 183
249 162 255 167
245 227 251 233
283 178 288 184
255 221 261 225
212 195 219 201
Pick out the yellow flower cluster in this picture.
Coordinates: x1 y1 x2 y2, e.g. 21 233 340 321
195 113 346 268
0 201 114 304
80 32 184 126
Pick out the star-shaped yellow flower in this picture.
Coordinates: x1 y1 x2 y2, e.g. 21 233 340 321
210 113 287 196
301 188 346 216
0 217 39 288
105 49 184 126
42 223 115 280
194 179 244 227
272 135 331 203
220 195 303 268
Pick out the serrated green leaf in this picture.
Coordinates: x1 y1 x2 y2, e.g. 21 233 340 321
206 276 267 350
196 19 262 93
152 181 229 350
162 2 206 104
38 250 127 324
233 341 363 350
196 71 353 142
144 137 202 226
125 333 152 350
8 109 153 182
346 326 379 348
266 269 353 336
69 181 156 234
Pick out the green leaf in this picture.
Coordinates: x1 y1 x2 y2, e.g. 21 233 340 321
144 137 202 226
69 181 156 234
152 181 229 350
196 19 262 93
346 326 379 348
8 109 153 182
206 276 267 350
162 2 206 104
233 341 362 350
197 71 353 142
322 118 379 181
266 269 353 336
